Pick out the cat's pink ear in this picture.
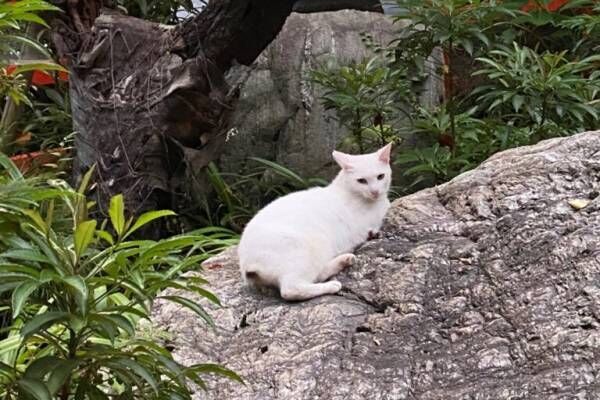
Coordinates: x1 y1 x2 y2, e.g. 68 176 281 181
377 143 392 164
332 150 354 171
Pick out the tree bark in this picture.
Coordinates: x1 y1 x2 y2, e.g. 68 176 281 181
293 0 382 13
50 0 381 236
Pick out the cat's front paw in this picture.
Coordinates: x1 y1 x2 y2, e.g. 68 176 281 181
339 253 356 268
327 280 343 294
367 230 381 240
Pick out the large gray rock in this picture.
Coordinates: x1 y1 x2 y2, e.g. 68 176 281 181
220 10 398 179
152 131 600 399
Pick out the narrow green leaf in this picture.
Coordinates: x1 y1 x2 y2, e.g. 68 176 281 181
24 356 62 380
109 195 125 236
12 61 67 75
512 95 525 112
189 363 244 384
158 295 213 326
106 358 158 394
124 210 176 239
74 220 97 258
21 312 69 338
102 314 135 336
96 230 114 245
17 378 52 400
47 359 78 394
11 280 39 317
0 360 15 379
61 276 88 314
23 210 48 235
190 286 221 307
77 165 96 194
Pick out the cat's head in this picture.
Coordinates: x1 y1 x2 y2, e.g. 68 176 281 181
332 143 392 202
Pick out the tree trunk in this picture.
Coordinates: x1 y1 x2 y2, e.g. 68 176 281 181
50 0 381 235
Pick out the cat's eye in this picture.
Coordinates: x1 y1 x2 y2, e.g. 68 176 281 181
357 178 368 184
377 174 385 180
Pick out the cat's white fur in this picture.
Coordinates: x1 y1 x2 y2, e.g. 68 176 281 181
238 143 392 301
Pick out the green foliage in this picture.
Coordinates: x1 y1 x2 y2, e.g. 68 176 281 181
0 157 241 399
559 2 600 36
312 0 600 186
0 68 28 106
310 57 413 152
0 0 58 57
390 0 518 58
0 0 65 106
12 85 74 153
199 158 327 232
474 42 600 135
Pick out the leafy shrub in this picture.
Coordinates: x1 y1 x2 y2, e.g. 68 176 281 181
0 0 64 105
0 156 240 399
312 0 600 186
310 57 413 153
474 43 600 137
0 0 68 156
12 85 75 154
199 158 327 232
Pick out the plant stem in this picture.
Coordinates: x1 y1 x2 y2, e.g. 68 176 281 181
59 329 79 400
446 41 456 144
354 110 364 152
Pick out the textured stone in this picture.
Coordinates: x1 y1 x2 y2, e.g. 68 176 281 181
220 10 398 179
152 130 600 399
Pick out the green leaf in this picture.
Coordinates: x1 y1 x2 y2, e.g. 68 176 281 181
12 280 39 317
512 95 525 112
159 295 213 326
23 210 48 235
17 378 52 400
61 276 88 314
0 281 21 295
106 358 158 394
0 153 23 180
102 314 135 336
74 220 97 258
190 286 221 307
77 165 96 194
124 210 176 239
96 230 114 245
189 363 244 384
109 195 126 236
88 314 119 342
21 312 69 338
13 61 67 74
1 249 49 264
0 360 15 379
47 359 78 395
1 36 53 58
24 356 62 380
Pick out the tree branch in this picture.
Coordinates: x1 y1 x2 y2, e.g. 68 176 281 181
293 0 382 13
177 0 296 71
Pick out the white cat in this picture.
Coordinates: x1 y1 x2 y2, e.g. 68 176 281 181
238 143 392 301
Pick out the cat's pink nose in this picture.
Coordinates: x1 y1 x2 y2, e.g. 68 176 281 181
370 190 380 198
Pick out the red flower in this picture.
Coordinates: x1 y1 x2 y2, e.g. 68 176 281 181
31 70 55 86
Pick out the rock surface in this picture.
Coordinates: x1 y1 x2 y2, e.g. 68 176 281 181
152 131 600 399
220 10 398 179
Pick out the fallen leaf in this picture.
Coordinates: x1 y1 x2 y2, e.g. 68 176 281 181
568 199 590 210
